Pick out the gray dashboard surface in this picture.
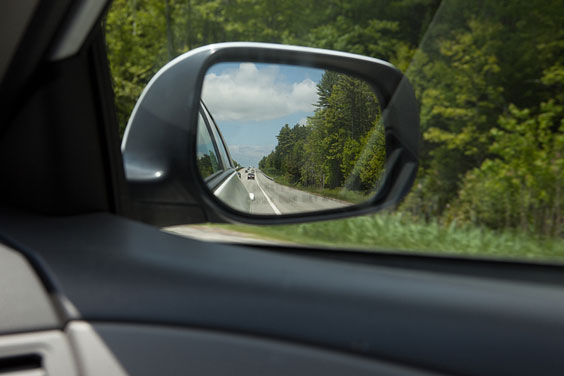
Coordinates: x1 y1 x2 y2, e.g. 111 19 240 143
70 321 443 376
2 211 564 375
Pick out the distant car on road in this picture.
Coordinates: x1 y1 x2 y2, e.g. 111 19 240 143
248 173 255 180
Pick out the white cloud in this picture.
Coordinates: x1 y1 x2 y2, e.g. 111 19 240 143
228 144 274 167
202 63 318 122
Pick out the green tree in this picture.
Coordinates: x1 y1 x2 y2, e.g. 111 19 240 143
106 0 564 237
447 67 564 236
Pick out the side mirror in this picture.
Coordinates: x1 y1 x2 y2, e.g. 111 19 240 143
122 42 419 226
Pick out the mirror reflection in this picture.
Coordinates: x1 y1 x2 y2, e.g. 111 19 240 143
198 62 384 215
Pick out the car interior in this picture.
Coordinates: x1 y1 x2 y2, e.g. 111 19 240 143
2 1 564 376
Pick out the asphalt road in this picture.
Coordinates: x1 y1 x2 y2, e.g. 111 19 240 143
239 170 349 215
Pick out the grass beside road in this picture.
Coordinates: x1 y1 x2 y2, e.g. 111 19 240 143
260 170 369 204
296 186 368 204
210 212 564 263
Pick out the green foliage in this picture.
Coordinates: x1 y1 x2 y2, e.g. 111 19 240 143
214 213 564 263
260 72 385 194
197 152 219 179
447 95 564 236
398 0 564 237
105 0 169 133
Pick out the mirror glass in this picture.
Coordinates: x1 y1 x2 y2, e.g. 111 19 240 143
198 62 384 215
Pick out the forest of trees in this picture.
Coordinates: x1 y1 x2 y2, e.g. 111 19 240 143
106 0 564 237
258 72 385 194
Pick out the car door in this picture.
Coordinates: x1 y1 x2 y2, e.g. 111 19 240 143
2 2 564 376
198 103 252 213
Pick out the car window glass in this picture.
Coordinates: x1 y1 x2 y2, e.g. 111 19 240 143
107 1 564 263
196 112 221 179
202 105 232 169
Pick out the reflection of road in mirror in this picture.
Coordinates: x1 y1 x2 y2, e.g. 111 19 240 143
201 62 384 216
240 170 348 215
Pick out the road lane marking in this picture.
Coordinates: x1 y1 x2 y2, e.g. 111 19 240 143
255 173 281 215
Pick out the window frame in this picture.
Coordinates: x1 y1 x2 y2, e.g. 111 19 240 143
197 108 225 180
201 101 234 170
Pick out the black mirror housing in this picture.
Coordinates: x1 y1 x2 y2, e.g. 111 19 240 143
122 42 420 226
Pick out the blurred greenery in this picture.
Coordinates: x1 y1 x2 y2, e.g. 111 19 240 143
216 213 564 263
106 0 564 257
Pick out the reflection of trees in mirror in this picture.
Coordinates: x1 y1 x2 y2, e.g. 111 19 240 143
259 72 384 203
197 152 219 179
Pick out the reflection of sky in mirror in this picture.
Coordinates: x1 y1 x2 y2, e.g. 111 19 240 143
202 62 323 167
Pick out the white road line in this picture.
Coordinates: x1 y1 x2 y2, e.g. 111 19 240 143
255 173 281 215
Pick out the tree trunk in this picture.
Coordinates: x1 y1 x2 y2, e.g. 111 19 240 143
130 0 137 35
186 0 192 50
165 0 176 60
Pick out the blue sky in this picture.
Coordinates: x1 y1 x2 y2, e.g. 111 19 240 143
202 62 324 167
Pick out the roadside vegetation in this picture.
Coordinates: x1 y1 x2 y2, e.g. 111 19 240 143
216 214 564 263
259 72 386 197
107 0 564 260
260 168 369 204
